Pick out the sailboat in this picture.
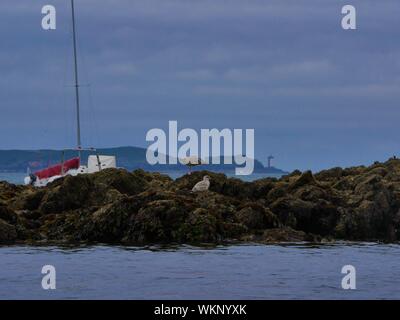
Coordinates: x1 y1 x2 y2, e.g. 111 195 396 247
24 0 117 187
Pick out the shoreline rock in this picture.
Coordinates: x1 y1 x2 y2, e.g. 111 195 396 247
1 159 400 245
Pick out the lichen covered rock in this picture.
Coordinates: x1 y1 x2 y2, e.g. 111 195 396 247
1 159 400 245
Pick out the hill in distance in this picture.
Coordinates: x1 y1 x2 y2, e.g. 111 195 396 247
0 146 288 174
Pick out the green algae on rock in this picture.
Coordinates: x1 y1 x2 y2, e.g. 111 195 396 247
1 160 400 245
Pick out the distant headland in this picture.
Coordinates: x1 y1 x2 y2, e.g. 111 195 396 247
0 147 288 175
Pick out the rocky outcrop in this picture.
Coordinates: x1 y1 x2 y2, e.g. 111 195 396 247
1 160 400 245
0 218 17 243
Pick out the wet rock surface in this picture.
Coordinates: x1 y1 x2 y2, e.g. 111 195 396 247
1 160 400 245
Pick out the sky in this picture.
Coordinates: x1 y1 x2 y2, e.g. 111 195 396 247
1 0 400 171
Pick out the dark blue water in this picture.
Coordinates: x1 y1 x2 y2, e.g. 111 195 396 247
1 244 399 300
0 172 26 185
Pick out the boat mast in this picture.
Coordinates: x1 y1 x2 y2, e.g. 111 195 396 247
71 0 82 158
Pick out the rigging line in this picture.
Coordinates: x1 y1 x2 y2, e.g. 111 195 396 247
76 40 90 146
76 22 100 148
71 0 82 154
88 84 101 148
37 9 72 163
61 15 74 150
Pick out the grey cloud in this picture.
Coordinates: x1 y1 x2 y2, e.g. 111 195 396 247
1 0 400 171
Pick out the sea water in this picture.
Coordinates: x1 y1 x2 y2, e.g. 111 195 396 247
0 172 26 185
0 243 399 300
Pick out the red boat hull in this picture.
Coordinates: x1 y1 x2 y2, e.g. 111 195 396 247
34 158 80 180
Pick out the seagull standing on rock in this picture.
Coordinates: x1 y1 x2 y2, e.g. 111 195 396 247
192 175 211 192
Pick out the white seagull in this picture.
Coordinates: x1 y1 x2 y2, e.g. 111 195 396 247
192 175 211 192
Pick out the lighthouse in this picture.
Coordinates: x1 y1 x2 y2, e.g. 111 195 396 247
267 155 274 168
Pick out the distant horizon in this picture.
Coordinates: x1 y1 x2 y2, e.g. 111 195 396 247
0 145 396 173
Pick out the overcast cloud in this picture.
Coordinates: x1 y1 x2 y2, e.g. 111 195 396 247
1 0 399 171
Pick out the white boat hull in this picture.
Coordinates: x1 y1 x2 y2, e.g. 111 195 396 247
25 155 117 187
